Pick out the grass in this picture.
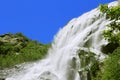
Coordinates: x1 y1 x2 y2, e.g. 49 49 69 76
0 33 50 68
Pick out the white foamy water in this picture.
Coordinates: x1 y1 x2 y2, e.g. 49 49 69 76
6 1 118 80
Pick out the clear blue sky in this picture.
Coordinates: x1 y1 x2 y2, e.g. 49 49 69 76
0 0 115 44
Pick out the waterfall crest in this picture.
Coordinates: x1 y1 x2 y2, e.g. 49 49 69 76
6 1 118 80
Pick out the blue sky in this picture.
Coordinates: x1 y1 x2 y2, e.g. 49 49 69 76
0 0 115 43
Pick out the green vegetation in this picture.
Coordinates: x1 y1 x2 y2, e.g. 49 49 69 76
102 47 120 80
90 60 102 80
0 33 50 68
0 3 120 80
90 4 120 80
78 4 120 80
100 4 120 44
78 50 101 80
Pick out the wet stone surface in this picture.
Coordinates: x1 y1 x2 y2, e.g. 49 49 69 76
38 71 59 80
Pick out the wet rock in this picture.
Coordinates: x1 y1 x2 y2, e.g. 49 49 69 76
101 43 119 54
0 67 4 70
0 78 5 80
38 71 58 80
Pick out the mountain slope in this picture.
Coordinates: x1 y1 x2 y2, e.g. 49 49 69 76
0 33 50 68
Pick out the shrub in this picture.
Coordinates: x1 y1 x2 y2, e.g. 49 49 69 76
102 47 120 80
100 4 120 44
0 33 50 68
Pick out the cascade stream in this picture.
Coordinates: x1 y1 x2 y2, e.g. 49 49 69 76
6 1 118 80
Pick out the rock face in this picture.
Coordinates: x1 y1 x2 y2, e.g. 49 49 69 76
0 78 5 80
0 33 28 55
0 33 28 44
118 0 120 5
0 33 30 78
38 71 59 80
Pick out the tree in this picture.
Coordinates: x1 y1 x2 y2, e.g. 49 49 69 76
100 4 120 44
100 4 120 80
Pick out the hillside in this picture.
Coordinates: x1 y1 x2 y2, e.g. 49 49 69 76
0 33 50 69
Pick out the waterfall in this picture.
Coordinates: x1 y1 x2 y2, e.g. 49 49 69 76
6 1 118 80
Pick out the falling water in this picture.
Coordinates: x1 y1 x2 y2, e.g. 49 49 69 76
6 1 118 80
